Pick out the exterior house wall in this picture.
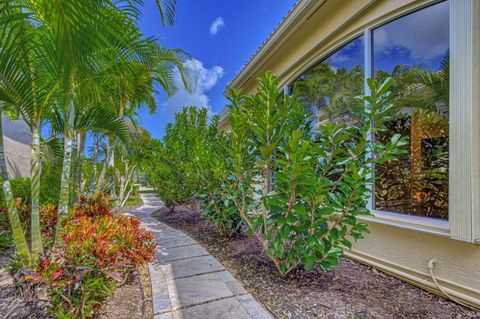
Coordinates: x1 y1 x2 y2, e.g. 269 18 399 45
222 0 480 307
3 115 31 178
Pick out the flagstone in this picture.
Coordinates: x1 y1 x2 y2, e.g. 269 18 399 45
128 191 273 319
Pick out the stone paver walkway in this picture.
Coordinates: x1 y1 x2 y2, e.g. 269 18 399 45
126 193 274 319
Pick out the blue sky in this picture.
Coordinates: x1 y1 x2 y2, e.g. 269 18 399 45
137 0 297 139
135 0 449 140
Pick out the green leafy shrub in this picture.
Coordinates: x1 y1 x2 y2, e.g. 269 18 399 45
0 177 60 208
226 73 407 275
152 107 216 211
195 117 242 236
147 73 406 276
0 178 30 207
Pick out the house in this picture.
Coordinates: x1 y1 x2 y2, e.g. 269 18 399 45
219 0 479 308
2 115 31 178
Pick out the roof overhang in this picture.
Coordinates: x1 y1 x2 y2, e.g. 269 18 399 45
224 0 325 95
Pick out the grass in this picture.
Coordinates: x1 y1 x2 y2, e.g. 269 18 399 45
123 197 143 206
109 196 144 207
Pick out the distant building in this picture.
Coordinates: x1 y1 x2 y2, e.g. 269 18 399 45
3 115 31 178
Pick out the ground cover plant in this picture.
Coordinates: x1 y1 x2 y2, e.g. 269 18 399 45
151 72 408 275
1 193 155 318
32 195 156 318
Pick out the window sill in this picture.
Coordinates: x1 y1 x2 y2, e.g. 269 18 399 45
358 210 450 237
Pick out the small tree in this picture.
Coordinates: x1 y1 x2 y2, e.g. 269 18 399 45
228 73 407 275
195 117 242 237
152 107 210 211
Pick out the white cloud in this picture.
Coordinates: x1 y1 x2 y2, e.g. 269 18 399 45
328 53 350 64
209 17 225 35
373 1 449 60
160 59 224 120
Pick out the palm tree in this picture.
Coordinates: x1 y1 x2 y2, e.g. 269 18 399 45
0 102 31 266
0 4 60 263
292 63 363 123
0 0 181 265
97 42 188 197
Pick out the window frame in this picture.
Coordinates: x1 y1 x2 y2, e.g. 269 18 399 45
285 0 480 242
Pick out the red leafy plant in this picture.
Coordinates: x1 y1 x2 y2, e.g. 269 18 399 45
40 204 59 248
31 194 156 318
75 193 112 217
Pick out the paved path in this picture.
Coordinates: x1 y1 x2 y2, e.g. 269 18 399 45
126 193 274 319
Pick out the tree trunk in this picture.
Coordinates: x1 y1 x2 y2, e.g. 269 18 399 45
95 135 109 194
116 155 126 208
108 135 116 198
89 135 99 195
0 110 31 266
73 131 85 202
55 98 75 246
30 124 43 264
0 113 8 177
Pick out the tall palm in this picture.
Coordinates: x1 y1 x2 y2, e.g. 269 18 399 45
97 42 188 196
0 0 180 265
0 5 60 264
0 102 31 266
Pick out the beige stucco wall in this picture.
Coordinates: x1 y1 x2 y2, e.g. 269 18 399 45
226 0 480 308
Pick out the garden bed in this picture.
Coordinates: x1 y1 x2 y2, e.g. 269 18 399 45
97 263 153 319
154 206 479 319
0 255 47 319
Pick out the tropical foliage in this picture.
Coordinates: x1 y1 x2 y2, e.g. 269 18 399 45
150 72 408 275
32 195 156 318
0 0 184 317
0 0 183 267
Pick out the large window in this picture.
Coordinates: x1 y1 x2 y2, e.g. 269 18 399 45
290 2 450 221
291 36 364 124
372 1 449 220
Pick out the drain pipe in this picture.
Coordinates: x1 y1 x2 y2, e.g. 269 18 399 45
427 259 476 309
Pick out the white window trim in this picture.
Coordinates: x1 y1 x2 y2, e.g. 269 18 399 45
362 2 453 237
449 0 480 243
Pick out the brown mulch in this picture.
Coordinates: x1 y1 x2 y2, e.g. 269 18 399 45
97 263 153 319
99 199 154 319
153 206 480 319
0 255 47 319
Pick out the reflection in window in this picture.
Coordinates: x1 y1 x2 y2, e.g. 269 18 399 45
373 1 449 219
291 37 364 124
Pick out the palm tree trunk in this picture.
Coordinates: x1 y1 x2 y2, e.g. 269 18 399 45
116 152 126 207
30 124 43 263
0 110 31 266
0 113 8 177
73 131 85 202
95 136 109 194
108 135 116 198
55 99 75 246
89 135 99 195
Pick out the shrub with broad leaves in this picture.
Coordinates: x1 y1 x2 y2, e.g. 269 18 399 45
29 194 156 318
226 73 407 275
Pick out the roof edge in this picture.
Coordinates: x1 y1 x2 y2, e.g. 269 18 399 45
225 0 324 93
